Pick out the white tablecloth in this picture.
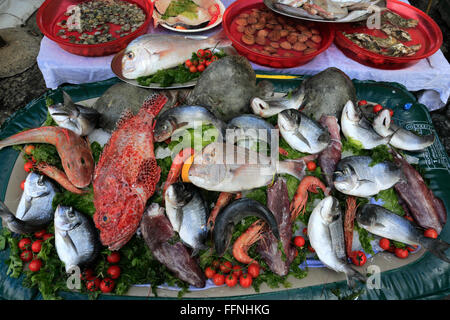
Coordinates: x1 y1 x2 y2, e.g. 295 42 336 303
36 0 450 111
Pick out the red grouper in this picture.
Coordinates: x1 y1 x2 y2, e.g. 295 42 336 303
0 126 94 188
318 115 342 189
257 177 297 276
93 94 168 250
140 203 206 288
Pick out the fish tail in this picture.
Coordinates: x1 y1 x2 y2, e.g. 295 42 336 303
345 265 367 288
421 237 450 263
278 159 306 181
208 29 232 48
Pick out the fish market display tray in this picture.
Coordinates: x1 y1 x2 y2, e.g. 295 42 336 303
0 76 449 300
333 0 443 69
36 0 154 57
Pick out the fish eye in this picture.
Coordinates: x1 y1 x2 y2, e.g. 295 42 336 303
80 158 86 166
126 52 134 60
67 207 75 218
102 215 108 222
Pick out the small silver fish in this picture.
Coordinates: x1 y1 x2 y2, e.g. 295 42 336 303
333 156 402 197
278 109 330 154
226 114 275 150
54 205 100 272
0 201 48 235
165 183 209 255
48 91 100 136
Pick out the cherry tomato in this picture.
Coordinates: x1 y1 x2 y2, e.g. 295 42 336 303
407 245 418 252
350 251 367 266
424 228 438 238
205 266 216 279
204 50 212 58
86 277 101 292
308 245 315 253
189 65 198 73
197 49 205 57
20 180 26 191
211 55 218 62
358 100 367 106
206 60 212 67
379 238 391 250
80 268 94 281
225 274 238 287
302 228 308 236
198 58 206 65
42 233 54 241
389 109 394 116
306 161 317 171
394 248 409 259
34 229 46 238
231 265 243 278
293 236 305 248
212 273 225 286
31 240 43 253
24 161 34 173
211 260 220 269
106 252 121 264
107 265 121 279
24 145 35 155
373 104 383 113
247 263 260 279
239 274 253 288
100 278 115 293
192 60 199 66
20 250 33 263
197 64 205 72
220 261 232 273
18 238 32 251
28 259 42 272
185 59 193 67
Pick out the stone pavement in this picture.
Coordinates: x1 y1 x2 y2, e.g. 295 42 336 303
0 5 449 155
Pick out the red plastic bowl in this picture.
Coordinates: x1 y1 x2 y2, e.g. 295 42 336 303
334 0 443 69
36 0 153 57
223 0 334 68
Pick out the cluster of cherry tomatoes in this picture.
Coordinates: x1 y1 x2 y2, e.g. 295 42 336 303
204 260 260 289
81 252 121 294
18 229 53 272
21 145 37 190
358 100 394 116
185 49 220 73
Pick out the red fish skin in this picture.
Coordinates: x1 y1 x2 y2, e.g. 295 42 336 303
35 162 88 195
257 177 295 276
93 94 168 250
140 205 206 288
0 126 93 188
393 154 444 234
318 115 342 189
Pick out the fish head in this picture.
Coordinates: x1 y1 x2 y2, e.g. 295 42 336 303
372 109 392 136
165 182 195 207
356 204 378 229
62 134 95 188
188 142 228 188
319 196 342 224
93 177 145 250
154 116 177 142
54 205 82 232
25 172 54 198
250 97 270 117
342 100 360 123
122 41 157 79
278 109 300 132
333 163 359 194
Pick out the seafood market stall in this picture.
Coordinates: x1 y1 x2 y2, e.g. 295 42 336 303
35 0 450 110
0 0 449 301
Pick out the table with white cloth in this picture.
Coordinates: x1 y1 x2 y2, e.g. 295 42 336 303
36 0 450 111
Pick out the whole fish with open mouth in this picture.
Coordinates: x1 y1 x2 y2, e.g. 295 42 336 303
153 105 226 142
140 203 206 288
165 183 209 255
54 205 101 272
48 91 100 136
15 172 58 226
213 198 280 256
188 142 307 192
121 30 231 79
308 196 366 288
341 100 389 149
278 109 330 154
372 109 435 151
333 156 402 197
226 114 275 150
250 82 305 118
357 204 450 263
0 201 49 234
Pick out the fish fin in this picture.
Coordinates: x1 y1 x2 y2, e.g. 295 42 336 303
208 30 232 48
421 237 450 263
115 109 134 130
278 159 306 181
345 265 367 289
374 222 385 228
141 94 169 118
293 131 311 148
136 158 161 197
61 231 79 255
62 91 75 109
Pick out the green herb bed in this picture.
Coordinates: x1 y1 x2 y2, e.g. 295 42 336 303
0 74 449 300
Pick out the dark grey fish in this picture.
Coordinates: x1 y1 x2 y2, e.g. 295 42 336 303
54 205 100 272
357 204 450 263
0 201 48 234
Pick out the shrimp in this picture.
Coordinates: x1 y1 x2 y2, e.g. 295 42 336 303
208 192 242 231
232 219 266 265
162 147 194 201
290 176 327 221
344 196 358 258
